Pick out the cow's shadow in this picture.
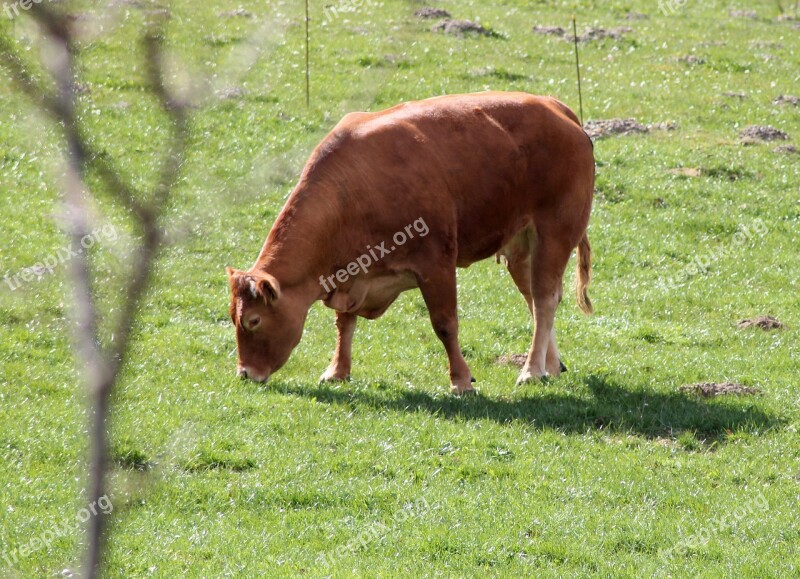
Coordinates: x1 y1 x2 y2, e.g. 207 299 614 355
271 373 779 441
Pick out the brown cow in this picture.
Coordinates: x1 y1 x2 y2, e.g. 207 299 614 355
227 91 594 395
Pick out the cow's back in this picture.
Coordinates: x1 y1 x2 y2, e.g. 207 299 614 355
301 92 594 267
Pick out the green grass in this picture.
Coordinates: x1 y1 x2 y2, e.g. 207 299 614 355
1 0 799 576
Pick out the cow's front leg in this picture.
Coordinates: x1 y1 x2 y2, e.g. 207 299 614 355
417 268 475 395
320 311 357 382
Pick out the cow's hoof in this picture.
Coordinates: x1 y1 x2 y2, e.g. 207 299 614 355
559 360 568 373
451 384 477 396
320 369 350 383
516 370 545 385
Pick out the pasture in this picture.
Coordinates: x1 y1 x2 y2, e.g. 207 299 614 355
1 0 799 576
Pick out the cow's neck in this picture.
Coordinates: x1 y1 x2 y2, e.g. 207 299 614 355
251 183 334 303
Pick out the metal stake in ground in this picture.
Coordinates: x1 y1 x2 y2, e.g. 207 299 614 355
572 16 584 125
305 0 310 107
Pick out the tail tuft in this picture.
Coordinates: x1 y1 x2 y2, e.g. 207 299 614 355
575 232 593 315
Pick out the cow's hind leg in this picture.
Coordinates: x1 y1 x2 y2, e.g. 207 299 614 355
517 232 572 383
502 228 534 315
503 229 566 381
416 267 475 396
320 311 357 382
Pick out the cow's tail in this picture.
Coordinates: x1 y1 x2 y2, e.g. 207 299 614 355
575 232 593 315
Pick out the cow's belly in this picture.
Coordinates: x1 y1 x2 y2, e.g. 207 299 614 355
326 271 418 320
456 215 535 267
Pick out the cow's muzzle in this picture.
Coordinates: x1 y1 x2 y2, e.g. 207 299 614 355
237 366 270 383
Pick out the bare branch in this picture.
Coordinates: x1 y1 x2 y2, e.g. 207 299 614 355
0 33 61 114
0 4 192 577
105 29 191 375
0 12 150 222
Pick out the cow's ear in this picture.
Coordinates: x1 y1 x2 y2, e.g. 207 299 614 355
225 266 236 280
255 272 281 304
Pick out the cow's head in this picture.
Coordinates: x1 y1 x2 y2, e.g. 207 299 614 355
226 267 305 382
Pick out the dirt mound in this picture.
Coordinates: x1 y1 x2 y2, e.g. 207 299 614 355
496 354 527 367
775 145 798 154
532 25 631 42
625 12 649 20
575 26 632 42
584 119 648 139
217 86 245 100
219 8 253 18
679 383 761 397
415 7 450 19
740 125 789 143
678 55 705 65
669 167 702 177
649 121 678 132
737 315 786 330
774 95 799 106
433 19 495 36
532 25 566 36
730 10 758 19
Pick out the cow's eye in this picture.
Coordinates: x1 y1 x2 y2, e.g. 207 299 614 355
246 314 261 331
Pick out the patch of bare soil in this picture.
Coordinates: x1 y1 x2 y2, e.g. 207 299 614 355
774 95 799 106
532 25 632 42
737 315 786 330
775 145 798 154
496 354 527 367
433 19 495 36
584 118 648 139
219 8 253 18
575 26 632 42
678 55 705 65
415 7 450 19
532 25 566 36
740 125 789 143
753 40 783 50
625 11 649 20
650 122 678 132
776 14 797 22
669 167 702 177
730 10 758 19
217 86 246 100
722 92 748 100
680 383 761 397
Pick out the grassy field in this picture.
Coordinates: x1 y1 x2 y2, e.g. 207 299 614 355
1 0 799 576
